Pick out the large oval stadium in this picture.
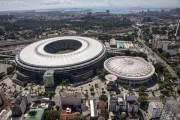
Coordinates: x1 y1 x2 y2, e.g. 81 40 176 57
104 56 155 84
16 36 106 82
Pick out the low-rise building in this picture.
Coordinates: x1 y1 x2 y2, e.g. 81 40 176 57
108 92 126 115
97 101 107 118
148 101 164 119
0 109 12 120
60 107 81 120
0 92 10 112
117 95 126 113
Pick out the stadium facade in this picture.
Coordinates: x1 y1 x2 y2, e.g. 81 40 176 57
15 36 106 82
104 56 155 85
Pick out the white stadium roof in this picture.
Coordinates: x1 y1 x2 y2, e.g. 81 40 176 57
17 36 106 69
104 56 155 81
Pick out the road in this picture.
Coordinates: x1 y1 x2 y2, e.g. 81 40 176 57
137 28 179 79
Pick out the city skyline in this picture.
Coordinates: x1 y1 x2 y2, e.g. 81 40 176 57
0 0 180 11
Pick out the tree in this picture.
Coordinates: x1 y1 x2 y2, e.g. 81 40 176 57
159 95 165 101
29 110 37 116
90 86 94 92
116 89 121 94
84 93 88 99
165 52 170 58
56 105 60 111
138 96 148 106
45 111 59 120
96 69 106 79
61 79 68 87
102 90 106 94
0 72 5 79
125 50 131 56
157 48 163 54
48 92 55 100
107 86 112 91
139 86 146 92
177 87 180 95
138 86 146 96
73 115 82 120
99 94 108 102
154 62 164 73
10 62 16 68
7 66 14 74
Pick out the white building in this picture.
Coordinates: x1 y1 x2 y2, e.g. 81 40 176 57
90 99 98 118
16 36 106 81
148 101 164 119
110 38 116 47
104 56 155 85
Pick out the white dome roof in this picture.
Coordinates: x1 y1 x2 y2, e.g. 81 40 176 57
104 56 155 80
105 74 117 81
16 36 106 71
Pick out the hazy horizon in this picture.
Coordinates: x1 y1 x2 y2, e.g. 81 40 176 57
0 0 180 11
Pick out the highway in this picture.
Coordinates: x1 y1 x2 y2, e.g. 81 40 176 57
137 28 179 79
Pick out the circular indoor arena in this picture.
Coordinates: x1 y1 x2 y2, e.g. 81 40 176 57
104 56 155 85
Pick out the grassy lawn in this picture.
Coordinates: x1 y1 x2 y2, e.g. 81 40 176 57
55 49 74 54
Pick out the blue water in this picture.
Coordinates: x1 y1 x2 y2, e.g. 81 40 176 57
91 8 170 14
35 8 170 14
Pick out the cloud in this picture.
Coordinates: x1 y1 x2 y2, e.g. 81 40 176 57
41 0 74 6
0 0 180 11
0 0 27 6
106 0 180 8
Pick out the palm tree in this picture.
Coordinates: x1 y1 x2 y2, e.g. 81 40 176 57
81 87 83 93
13 84 16 90
30 84 33 92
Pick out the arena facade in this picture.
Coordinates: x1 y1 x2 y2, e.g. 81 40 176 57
104 56 155 85
16 36 106 82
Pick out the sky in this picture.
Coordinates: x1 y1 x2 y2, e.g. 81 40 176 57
0 0 180 11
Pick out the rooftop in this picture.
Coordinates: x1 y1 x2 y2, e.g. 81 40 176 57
44 70 54 75
149 101 164 108
104 56 155 80
17 36 105 67
90 99 98 117
60 109 80 120
105 74 117 82
60 92 82 98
